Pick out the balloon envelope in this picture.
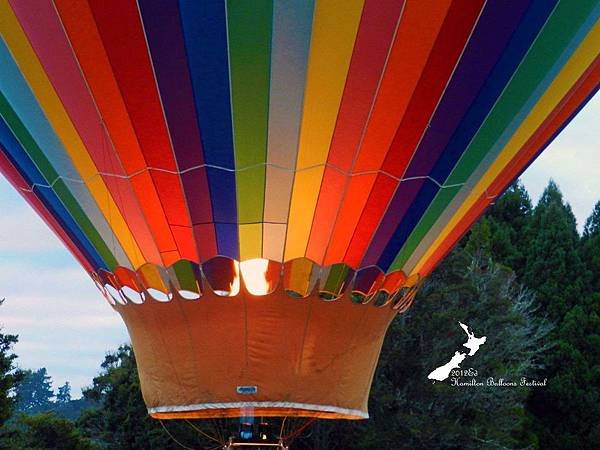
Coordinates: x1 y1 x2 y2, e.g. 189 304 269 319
0 0 598 419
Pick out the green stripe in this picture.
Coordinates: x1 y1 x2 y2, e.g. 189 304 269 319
390 0 598 271
322 264 352 294
168 260 200 293
227 0 273 223
0 92 118 269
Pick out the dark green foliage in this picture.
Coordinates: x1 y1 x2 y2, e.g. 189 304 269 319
0 412 97 450
466 181 533 274
473 181 599 449
581 201 600 294
582 200 600 238
0 299 23 427
459 180 600 449
526 197 600 449
528 292 600 449
523 180 584 321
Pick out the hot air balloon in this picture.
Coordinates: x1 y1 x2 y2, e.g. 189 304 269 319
0 0 598 430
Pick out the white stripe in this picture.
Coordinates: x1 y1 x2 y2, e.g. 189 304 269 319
148 401 368 418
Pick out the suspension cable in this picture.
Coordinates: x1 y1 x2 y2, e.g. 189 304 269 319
185 419 225 446
283 417 317 445
278 416 288 440
159 420 195 450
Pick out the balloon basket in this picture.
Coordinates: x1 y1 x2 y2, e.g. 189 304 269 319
94 257 422 420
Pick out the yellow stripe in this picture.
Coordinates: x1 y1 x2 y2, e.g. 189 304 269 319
284 0 365 260
412 23 600 275
239 223 263 260
0 2 145 267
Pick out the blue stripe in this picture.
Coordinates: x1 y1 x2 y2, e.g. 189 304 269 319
215 223 239 259
179 0 238 258
0 117 106 269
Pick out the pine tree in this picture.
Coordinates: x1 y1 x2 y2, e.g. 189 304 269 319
529 291 600 449
556 293 600 445
526 192 600 449
486 181 533 274
56 382 72 405
16 368 55 414
523 180 583 321
581 201 600 294
582 200 600 239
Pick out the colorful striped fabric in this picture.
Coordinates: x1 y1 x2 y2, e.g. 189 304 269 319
1 0 599 280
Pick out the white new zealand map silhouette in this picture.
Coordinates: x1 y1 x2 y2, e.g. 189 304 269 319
428 322 487 382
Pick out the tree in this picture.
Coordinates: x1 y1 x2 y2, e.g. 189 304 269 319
527 202 600 449
0 412 97 450
16 368 54 414
485 180 533 274
581 200 600 294
523 180 583 321
56 382 72 404
53 380 94 420
582 200 600 239
528 293 600 449
0 299 23 427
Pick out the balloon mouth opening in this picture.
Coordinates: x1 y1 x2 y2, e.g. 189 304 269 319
91 257 422 310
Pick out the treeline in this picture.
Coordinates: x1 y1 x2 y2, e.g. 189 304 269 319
0 180 598 449
13 368 92 420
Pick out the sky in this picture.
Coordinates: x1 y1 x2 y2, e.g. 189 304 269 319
0 94 598 398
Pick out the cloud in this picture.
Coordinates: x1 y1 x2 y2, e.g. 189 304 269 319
0 182 65 253
521 93 600 230
0 209 63 253
0 201 129 395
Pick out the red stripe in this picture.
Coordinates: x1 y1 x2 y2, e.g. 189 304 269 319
321 0 454 265
306 0 405 265
87 0 196 265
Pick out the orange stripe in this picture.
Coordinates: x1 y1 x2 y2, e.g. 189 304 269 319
54 0 196 265
351 0 453 174
305 0 405 264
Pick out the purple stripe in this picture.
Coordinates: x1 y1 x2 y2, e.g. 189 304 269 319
138 0 216 234
138 0 204 170
362 179 425 267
